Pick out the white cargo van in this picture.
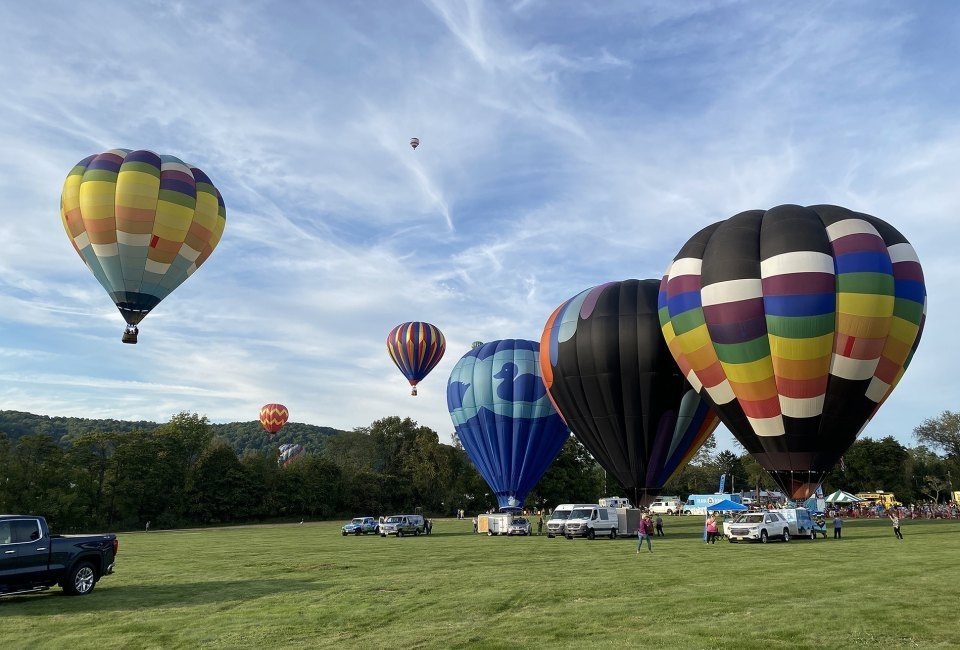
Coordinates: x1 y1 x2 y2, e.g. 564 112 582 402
563 505 619 540
546 503 595 538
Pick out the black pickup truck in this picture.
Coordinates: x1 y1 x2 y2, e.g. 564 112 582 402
0 514 118 597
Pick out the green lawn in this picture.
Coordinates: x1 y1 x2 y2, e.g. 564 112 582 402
2 516 959 648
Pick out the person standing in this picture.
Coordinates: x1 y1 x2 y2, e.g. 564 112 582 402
537 513 544 536
706 514 718 544
655 514 664 537
636 513 653 554
889 511 903 540
833 514 843 539
472 516 478 534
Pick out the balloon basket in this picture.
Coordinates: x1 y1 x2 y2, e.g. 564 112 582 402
410 386 418 396
122 328 138 344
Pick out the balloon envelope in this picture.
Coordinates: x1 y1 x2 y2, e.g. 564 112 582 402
659 204 926 499
387 322 446 395
540 280 719 506
447 339 569 511
260 403 289 436
60 149 227 340
278 443 305 468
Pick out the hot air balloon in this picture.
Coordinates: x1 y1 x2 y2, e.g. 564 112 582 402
447 339 569 511
659 204 926 499
410 137 420 150
540 280 720 507
387 322 446 395
470 341 483 349
260 403 289 437
278 443 305 468
60 149 227 343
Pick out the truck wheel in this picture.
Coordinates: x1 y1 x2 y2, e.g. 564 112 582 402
381 533 386 537
355 529 361 536
63 561 97 596
547 533 554 538
397 530 404 538
342 531 348 536
667 510 673 515
760 530 769 544
782 529 790 542
588 529 595 540
610 529 617 539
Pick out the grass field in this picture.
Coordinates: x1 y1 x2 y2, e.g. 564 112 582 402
2 516 959 649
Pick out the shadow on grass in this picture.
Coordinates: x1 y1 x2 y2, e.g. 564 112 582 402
1 577 319 614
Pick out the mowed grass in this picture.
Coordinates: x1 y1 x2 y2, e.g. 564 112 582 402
2 516 959 649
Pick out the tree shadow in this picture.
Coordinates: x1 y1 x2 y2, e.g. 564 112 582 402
1 577 319 614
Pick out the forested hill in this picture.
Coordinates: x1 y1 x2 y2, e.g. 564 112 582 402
0 410 345 456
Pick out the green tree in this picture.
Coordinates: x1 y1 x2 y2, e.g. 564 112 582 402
187 441 254 523
914 411 960 460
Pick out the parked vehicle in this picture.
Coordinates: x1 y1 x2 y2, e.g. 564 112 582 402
379 514 425 537
649 499 684 515
0 515 118 597
723 511 791 543
546 503 594 538
564 506 619 540
682 493 743 516
507 517 531 536
341 517 378 536
486 513 512 536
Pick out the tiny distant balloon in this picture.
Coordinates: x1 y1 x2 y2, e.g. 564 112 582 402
471 341 483 349
410 137 420 150
60 148 227 343
260 403 289 437
387 322 446 396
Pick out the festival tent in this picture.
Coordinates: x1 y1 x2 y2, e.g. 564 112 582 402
824 489 861 503
706 499 748 512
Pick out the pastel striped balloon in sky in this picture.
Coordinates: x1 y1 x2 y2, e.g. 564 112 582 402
60 148 227 342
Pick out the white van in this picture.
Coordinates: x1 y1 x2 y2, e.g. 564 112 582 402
563 505 619 540
546 503 595 538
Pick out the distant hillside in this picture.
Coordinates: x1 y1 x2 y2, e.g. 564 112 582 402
0 410 345 456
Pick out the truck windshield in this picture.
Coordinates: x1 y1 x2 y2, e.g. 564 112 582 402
570 509 593 519
385 517 402 523
551 511 572 520
351 519 364 524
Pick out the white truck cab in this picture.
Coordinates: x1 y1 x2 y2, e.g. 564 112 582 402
564 505 619 540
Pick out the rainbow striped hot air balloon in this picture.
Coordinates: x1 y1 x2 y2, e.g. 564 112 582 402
387 322 446 396
60 149 227 343
658 204 926 500
260 403 289 437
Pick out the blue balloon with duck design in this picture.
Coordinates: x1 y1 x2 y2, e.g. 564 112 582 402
447 339 570 511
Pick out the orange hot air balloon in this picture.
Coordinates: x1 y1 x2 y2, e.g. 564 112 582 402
260 403 289 437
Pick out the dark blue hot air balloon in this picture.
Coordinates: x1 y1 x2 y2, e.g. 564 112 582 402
447 339 569 512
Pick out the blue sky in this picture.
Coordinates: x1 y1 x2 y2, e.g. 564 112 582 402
0 1 956 454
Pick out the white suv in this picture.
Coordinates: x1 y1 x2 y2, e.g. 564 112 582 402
723 511 791 543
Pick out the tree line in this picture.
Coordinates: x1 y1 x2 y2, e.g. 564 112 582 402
1 410 957 533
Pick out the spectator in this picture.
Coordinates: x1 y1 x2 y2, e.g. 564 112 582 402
833 514 843 539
